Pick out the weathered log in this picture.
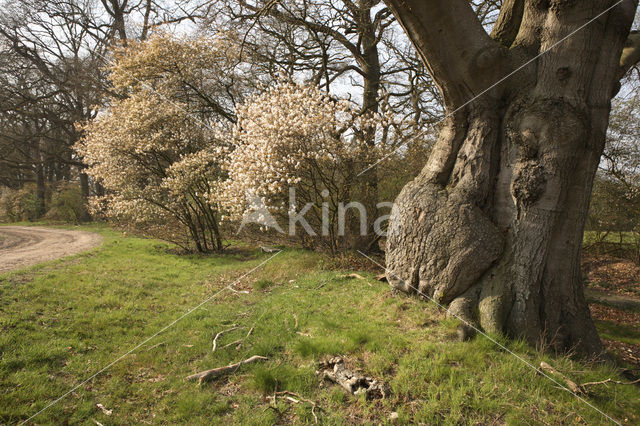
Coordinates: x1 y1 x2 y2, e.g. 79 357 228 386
317 357 387 400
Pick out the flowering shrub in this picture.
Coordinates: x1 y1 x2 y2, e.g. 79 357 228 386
223 81 388 251
75 33 238 252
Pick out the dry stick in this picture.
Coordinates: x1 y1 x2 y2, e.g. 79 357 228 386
146 341 166 352
186 355 268 384
217 326 256 351
267 390 319 424
235 326 254 350
539 362 583 395
212 326 242 352
581 377 640 387
221 339 243 349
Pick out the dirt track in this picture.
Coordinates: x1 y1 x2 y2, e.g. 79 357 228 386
0 226 102 273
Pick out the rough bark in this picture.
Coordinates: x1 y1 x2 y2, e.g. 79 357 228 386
384 0 639 355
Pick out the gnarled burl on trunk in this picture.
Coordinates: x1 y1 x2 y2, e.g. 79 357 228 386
383 0 640 355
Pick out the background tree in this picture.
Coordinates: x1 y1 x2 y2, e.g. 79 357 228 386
76 34 241 252
587 91 640 252
0 0 210 219
383 0 639 354
212 0 440 249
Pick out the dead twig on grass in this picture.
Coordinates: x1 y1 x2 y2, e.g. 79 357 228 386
212 326 242 352
581 377 640 387
186 355 268 384
235 326 254 350
266 390 319 423
221 339 243 349
539 362 583 395
146 341 166 352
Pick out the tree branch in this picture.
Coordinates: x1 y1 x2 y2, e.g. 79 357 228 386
383 0 507 108
490 0 524 48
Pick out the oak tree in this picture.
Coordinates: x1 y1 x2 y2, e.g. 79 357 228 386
384 0 640 354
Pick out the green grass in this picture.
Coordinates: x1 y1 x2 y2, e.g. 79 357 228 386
583 231 639 247
595 320 640 346
1 226 639 424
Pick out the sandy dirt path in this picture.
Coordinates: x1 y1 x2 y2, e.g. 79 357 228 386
0 226 103 273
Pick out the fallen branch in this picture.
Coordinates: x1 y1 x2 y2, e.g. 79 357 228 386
212 326 242 352
96 403 112 415
539 362 583 395
581 377 640 387
186 355 268 384
267 390 319 423
235 326 255 350
146 341 166 352
221 339 243 349
346 273 365 280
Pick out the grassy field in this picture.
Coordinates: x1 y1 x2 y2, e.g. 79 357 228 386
1 226 639 424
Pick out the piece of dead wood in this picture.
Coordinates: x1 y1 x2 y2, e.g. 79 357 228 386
186 355 268 384
346 273 365 280
221 339 243 349
296 331 312 337
266 390 319 423
146 341 166 352
235 326 254 350
581 377 640 387
375 273 388 282
317 357 387 400
212 326 242 352
539 361 583 394
96 403 112 415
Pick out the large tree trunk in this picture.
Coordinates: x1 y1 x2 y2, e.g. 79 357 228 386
384 0 639 355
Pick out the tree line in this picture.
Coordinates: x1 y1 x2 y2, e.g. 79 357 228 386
1 0 639 258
